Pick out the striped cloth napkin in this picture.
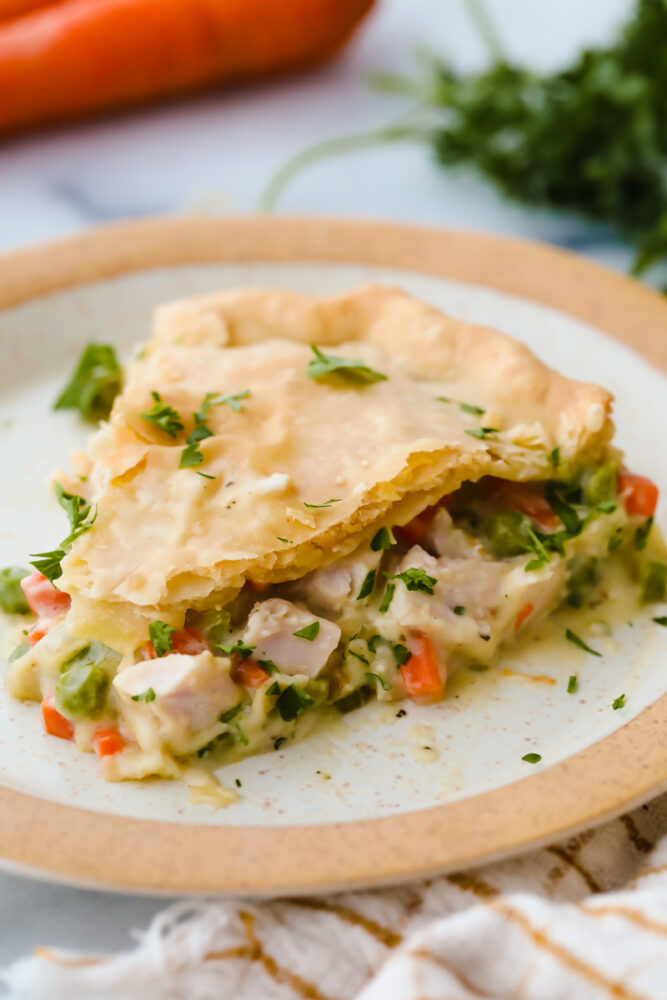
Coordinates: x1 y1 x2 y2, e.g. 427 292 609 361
4 792 667 1000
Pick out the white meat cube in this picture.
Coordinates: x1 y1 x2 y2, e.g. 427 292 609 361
243 598 341 677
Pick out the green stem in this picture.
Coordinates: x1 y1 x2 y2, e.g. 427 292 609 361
464 0 506 62
259 126 429 212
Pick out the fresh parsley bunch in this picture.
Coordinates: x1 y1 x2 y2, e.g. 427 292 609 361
264 0 667 282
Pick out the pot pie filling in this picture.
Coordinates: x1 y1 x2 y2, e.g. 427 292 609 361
2 286 665 792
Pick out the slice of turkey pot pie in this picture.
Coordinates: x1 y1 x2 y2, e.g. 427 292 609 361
5 285 665 786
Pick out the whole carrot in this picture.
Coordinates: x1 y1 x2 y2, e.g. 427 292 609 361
0 0 375 135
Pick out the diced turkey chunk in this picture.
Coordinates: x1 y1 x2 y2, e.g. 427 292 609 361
287 545 383 616
425 508 488 561
387 545 565 661
243 598 341 677
113 651 241 733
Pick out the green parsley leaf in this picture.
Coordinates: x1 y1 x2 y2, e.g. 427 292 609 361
634 516 654 551
653 617 667 627
545 483 581 534
612 693 627 710
54 483 97 546
379 583 395 614
465 427 499 439
196 471 216 480
367 634 384 653
567 675 578 693
524 526 550 572
549 447 561 468
276 684 315 721
307 344 387 385
303 498 342 509
220 704 243 724
0 566 30 614
148 621 176 657
365 671 392 691
266 681 281 697
54 343 123 421
453 605 466 616
356 569 376 600
370 526 393 551
459 401 485 415
392 643 411 666
131 687 156 703
29 549 66 584
565 628 601 657
608 533 623 553
140 391 184 438
349 648 370 665
522 753 542 764
277 537 292 544
257 659 278 674
219 639 256 659
187 422 213 445
179 442 204 468
334 686 373 714
293 621 320 641
196 389 250 417
234 724 249 746
235 778 242 788
385 567 437 595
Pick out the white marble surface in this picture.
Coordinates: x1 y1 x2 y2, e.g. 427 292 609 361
0 0 648 977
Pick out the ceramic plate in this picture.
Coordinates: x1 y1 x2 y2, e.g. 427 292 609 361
0 217 666 895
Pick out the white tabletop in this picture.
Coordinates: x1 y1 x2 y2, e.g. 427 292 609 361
0 0 642 971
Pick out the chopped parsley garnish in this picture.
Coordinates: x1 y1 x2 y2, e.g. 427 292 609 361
307 344 387 385
334 686 373 714
379 583 395 614
522 753 542 764
0 567 30 614
266 681 281 696
608 533 623 553
54 343 123 421
257 659 278 674
365 671 392 691
276 684 315 722
196 389 250 417
453 605 466 616
131 687 156 703
367 634 383 653
304 498 342 509
274 737 287 750
235 778 242 788
459 402 485 416
179 441 204 468
140 391 184 438
348 648 370 665
612 693 626 710
277 537 292 544
196 471 216 480
524 526 550 572
544 482 580 534
293 621 320 641
148 621 176 657
219 639 256 659
30 483 98 582
634 516 654 551
370 526 393 551
356 569 376 600
392 643 411 666
220 704 243 724
653 617 667 627
235 724 249 746
385 567 437 595
567 675 578 694
465 427 498 439
549 447 561 468
29 549 66 584
565 628 601 657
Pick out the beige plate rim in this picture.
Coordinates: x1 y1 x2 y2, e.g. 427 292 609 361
1 215 666 896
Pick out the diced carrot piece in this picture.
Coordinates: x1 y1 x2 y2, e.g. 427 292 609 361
21 571 71 617
480 478 560 531
618 472 658 518
231 658 270 689
41 693 73 741
401 635 445 699
27 615 59 646
514 602 534 632
93 728 124 757
394 504 440 546
144 626 209 658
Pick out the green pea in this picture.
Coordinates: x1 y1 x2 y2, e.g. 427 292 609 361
583 463 617 507
8 642 29 663
639 560 667 605
56 664 109 717
566 555 598 608
0 567 31 615
481 511 534 558
61 641 121 675
189 609 231 648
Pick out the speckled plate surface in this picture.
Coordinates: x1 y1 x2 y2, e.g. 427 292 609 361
0 217 666 895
